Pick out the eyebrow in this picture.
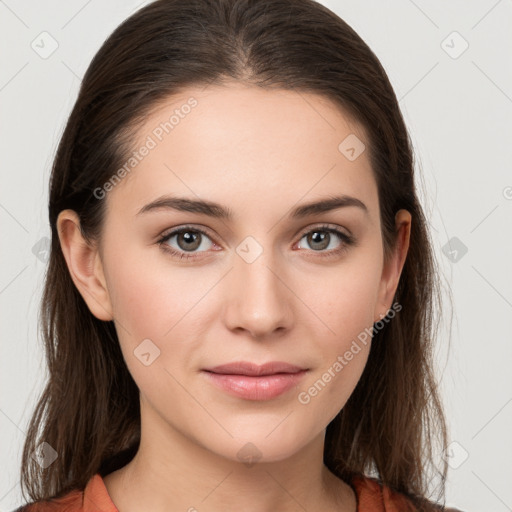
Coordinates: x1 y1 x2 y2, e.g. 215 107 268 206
136 194 368 220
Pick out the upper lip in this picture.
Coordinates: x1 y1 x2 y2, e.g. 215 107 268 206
203 361 306 376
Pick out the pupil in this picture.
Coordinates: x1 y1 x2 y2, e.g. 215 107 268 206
309 231 329 250
179 231 200 250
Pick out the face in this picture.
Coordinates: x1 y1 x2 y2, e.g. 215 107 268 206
60 82 409 464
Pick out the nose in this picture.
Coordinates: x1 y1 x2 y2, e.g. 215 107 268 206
223 249 293 339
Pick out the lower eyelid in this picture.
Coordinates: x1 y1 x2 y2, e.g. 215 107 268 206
297 229 353 251
159 225 354 258
159 229 215 251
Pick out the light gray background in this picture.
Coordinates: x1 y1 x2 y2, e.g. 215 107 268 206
1 1 511 511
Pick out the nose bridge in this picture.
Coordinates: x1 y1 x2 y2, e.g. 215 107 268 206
225 238 292 337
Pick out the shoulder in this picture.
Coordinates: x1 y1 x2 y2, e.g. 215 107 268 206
9 488 83 512
351 474 417 511
11 474 117 512
350 474 465 512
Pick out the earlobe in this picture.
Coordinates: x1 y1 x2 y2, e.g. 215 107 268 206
56 210 114 321
374 209 411 322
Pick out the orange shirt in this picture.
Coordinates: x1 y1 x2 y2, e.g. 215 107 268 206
15 473 423 511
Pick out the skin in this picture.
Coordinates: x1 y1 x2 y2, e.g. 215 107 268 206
57 82 411 512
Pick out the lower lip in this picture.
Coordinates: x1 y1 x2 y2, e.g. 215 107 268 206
202 370 307 400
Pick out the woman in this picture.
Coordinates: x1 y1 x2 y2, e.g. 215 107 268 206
15 0 462 510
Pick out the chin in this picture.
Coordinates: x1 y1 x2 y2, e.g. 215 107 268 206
201 427 317 466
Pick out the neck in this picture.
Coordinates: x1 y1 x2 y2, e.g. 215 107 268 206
103 403 356 512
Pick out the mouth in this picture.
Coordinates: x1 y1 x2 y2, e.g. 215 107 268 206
201 361 308 400
204 361 306 376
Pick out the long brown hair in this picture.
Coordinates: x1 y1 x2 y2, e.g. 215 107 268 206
20 0 449 508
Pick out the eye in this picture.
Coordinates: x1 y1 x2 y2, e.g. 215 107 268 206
157 223 356 261
295 224 355 258
157 226 216 260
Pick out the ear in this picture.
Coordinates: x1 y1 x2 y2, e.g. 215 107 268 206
374 209 411 322
56 209 113 321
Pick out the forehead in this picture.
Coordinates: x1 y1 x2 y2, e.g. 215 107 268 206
107 82 378 223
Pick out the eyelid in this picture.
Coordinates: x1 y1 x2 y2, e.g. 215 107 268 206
159 222 352 245
158 224 219 252
157 222 355 260
295 222 352 240
159 224 215 241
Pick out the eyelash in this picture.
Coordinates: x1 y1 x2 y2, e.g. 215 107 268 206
157 224 356 261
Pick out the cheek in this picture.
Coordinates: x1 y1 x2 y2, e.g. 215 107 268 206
292 254 379 409
312 345 370 424
104 247 219 378
104 253 198 399
105 245 200 337
110 267 169 335
296 253 382 339
295 310 372 431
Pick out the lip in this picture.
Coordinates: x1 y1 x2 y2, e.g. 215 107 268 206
205 361 305 376
202 361 308 400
